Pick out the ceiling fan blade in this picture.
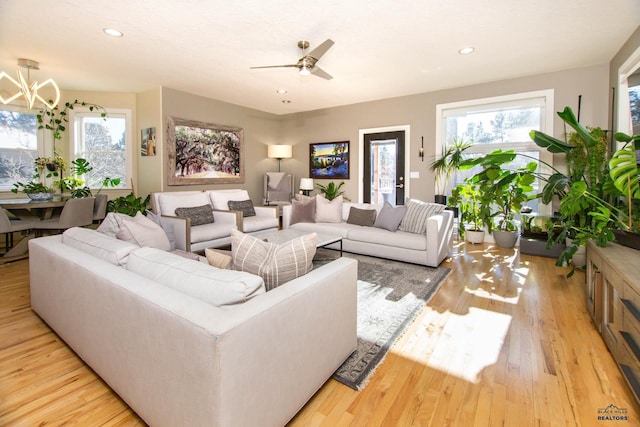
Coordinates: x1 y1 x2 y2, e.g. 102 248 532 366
311 66 333 80
307 39 334 60
250 64 299 69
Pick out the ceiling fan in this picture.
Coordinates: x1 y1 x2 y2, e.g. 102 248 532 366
250 39 334 80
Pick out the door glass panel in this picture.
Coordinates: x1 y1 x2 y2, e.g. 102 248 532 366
369 139 397 205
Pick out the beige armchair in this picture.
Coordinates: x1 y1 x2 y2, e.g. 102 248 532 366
263 172 293 216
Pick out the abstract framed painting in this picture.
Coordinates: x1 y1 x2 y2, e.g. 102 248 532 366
166 116 244 185
309 141 349 179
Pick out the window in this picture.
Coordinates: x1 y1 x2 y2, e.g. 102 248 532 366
0 107 39 191
436 90 554 213
71 109 131 189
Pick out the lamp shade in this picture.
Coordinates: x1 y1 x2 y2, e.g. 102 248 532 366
300 178 314 191
267 145 292 159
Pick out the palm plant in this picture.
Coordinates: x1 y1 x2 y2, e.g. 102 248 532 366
430 137 472 201
315 181 350 201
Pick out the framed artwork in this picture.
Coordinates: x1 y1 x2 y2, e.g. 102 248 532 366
309 141 349 179
166 116 244 185
141 127 156 156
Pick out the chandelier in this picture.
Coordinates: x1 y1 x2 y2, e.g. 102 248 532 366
0 58 60 109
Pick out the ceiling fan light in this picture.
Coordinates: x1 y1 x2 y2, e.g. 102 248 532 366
299 67 311 76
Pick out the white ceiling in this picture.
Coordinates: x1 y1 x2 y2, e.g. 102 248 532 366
1 0 639 115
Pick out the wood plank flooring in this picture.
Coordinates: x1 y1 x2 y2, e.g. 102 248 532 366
1 242 638 426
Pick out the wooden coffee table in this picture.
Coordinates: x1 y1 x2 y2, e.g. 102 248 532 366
251 228 343 256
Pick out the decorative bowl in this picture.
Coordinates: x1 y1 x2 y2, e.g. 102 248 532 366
27 192 54 201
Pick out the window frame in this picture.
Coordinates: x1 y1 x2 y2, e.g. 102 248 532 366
69 107 133 190
435 89 555 214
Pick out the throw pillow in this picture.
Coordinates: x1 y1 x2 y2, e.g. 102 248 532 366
146 210 177 251
399 199 446 234
174 204 214 226
97 212 135 238
231 229 317 291
346 207 377 226
314 195 343 223
116 212 171 251
228 199 256 217
373 202 407 231
290 197 316 225
205 248 233 269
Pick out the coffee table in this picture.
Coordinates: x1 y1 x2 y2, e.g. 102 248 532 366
251 228 343 256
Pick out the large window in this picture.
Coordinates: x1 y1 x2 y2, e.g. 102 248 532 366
436 90 554 213
0 107 39 191
71 109 131 189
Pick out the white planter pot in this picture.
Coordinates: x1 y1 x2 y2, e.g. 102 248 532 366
566 238 587 267
466 230 485 244
493 230 519 248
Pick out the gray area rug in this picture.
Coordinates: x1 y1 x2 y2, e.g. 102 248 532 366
313 249 451 391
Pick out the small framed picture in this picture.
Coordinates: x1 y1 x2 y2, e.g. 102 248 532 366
141 127 157 156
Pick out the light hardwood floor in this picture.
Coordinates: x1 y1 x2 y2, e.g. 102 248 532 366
1 243 638 426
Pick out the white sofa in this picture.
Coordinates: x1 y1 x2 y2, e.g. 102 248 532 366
283 201 454 267
29 228 358 427
152 189 279 251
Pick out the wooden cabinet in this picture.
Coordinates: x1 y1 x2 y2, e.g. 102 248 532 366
587 241 640 403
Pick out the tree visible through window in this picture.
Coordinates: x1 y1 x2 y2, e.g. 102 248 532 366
73 112 129 189
0 109 38 191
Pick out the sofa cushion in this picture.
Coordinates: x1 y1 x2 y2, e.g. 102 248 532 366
157 191 210 217
289 221 358 238
116 212 171 251
97 212 135 238
146 211 177 251
347 228 427 250
231 229 317 291
373 202 407 231
315 195 343 223
190 222 235 244
126 247 265 307
209 189 251 210
399 199 445 234
63 227 139 267
241 215 279 233
228 199 256 217
175 204 215 226
290 197 315 225
346 207 377 226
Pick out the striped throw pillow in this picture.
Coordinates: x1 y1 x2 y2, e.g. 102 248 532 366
398 199 445 234
231 229 317 290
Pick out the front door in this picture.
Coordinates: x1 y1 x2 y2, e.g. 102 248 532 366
363 131 405 205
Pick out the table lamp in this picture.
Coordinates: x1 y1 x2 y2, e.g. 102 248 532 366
300 178 314 196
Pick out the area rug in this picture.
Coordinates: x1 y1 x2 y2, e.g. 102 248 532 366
313 249 451 391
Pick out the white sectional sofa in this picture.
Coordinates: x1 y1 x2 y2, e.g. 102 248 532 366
283 201 454 267
29 228 357 427
152 189 278 251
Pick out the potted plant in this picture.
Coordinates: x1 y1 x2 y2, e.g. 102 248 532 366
107 192 150 216
56 158 120 198
462 149 538 248
609 131 640 249
449 174 491 243
11 181 55 200
430 137 472 205
315 181 350 201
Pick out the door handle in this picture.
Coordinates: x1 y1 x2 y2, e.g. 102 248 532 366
396 183 404 189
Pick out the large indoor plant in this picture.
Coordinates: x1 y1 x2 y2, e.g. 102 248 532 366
430 137 472 205
609 131 640 249
449 174 491 243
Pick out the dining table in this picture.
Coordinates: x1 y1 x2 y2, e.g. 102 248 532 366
0 196 69 262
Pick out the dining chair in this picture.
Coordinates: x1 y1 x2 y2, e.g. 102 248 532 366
0 208 39 254
34 197 95 236
93 194 108 224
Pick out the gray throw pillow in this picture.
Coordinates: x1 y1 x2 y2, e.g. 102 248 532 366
373 202 407 231
228 199 256 217
174 204 214 226
290 197 315 225
399 199 445 234
347 207 377 226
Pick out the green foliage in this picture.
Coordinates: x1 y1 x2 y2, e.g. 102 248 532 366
11 181 52 194
316 181 350 201
107 192 150 216
56 158 120 198
430 137 472 195
37 99 106 142
449 176 490 235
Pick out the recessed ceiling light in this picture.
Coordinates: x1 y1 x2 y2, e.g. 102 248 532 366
276 89 287 94
282 100 291 104
458 47 475 55
103 28 124 37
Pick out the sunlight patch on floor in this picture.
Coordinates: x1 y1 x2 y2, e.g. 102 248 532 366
416 307 512 383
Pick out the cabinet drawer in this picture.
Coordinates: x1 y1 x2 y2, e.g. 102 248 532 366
619 345 640 403
624 281 640 320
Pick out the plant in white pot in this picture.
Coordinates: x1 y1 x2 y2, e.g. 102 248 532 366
449 174 491 244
